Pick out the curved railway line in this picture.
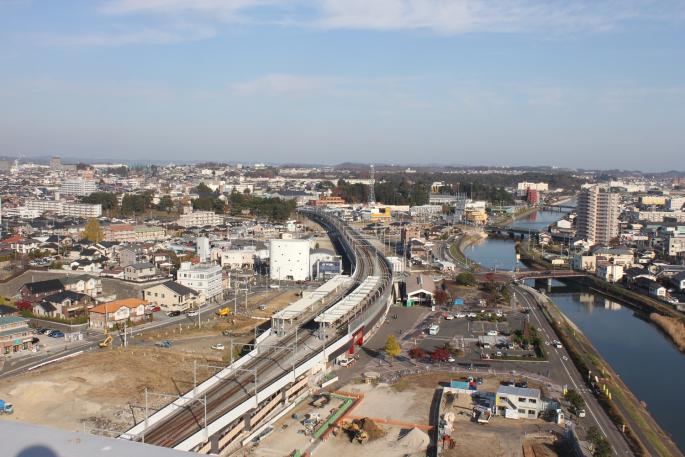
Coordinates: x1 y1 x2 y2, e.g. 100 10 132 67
133 209 392 450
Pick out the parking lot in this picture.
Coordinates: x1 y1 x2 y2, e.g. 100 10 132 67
404 306 540 362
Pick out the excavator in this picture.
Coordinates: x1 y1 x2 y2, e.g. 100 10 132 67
99 329 112 348
343 421 369 444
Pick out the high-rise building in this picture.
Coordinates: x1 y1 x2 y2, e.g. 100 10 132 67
577 185 620 246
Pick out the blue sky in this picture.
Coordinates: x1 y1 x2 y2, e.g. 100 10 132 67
1 0 684 170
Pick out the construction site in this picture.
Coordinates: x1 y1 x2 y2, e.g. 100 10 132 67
0 289 299 436
239 370 571 457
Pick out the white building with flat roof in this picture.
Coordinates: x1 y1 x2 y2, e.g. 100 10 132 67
176 262 223 304
270 239 310 281
60 178 97 196
177 210 224 228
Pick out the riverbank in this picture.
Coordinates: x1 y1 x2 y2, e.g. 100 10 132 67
650 313 685 352
449 231 487 271
467 209 684 456
536 290 683 457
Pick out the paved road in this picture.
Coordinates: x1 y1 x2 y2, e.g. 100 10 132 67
513 285 634 456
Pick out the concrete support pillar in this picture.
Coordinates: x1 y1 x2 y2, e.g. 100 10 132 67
210 434 220 454
282 388 289 406
243 411 253 432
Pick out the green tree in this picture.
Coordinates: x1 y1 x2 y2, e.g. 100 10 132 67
157 195 174 212
82 218 103 243
196 182 212 194
384 335 402 359
81 192 118 211
455 272 476 286
121 194 146 215
564 388 585 414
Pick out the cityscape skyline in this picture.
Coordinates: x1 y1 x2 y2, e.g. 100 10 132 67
2 1 685 170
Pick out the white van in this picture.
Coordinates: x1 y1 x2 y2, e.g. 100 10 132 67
428 324 440 335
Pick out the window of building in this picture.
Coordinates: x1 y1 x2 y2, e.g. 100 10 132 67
518 397 526 403
517 409 526 414
528 399 536 403
528 410 536 415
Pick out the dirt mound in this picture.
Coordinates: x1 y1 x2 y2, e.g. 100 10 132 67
356 418 386 441
399 427 430 450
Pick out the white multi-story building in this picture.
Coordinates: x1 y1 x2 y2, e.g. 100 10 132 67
26 200 60 213
576 185 620 246
269 239 310 281
495 385 546 419
176 262 223 304
25 200 101 218
516 182 548 195
177 210 224 228
60 178 97 196
61 203 102 218
667 235 685 257
220 249 256 270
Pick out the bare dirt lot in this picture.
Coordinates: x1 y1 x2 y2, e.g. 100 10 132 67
0 347 216 434
0 289 302 433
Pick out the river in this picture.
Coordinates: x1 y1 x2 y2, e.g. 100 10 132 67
463 210 685 453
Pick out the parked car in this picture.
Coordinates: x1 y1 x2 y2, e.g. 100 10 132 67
186 310 199 317
258 304 267 311
146 305 161 313
167 310 181 317
444 314 454 320
211 343 225 351
49 331 64 338
30 337 40 344
37 328 50 334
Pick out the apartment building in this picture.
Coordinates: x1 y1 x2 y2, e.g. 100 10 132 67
104 224 166 242
60 178 97 196
61 203 102 218
25 200 102 218
176 262 223 303
177 210 224 228
576 185 620 246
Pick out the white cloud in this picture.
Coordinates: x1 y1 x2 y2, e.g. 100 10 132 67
230 73 331 95
38 24 215 46
98 0 685 35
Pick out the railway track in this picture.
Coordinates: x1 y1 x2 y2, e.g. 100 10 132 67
135 209 391 449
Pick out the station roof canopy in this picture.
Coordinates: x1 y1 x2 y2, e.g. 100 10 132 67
315 276 381 325
272 275 351 322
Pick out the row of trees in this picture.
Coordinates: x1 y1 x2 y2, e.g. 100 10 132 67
81 188 295 221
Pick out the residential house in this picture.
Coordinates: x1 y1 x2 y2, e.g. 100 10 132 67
573 254 597 272
19 279 64 303
635 277 667 298
123 262 157 282
34 291 92 319
60 274 102 297
143 281 199 312
88 298 149 329
0 316 34 355
596 262 624 283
